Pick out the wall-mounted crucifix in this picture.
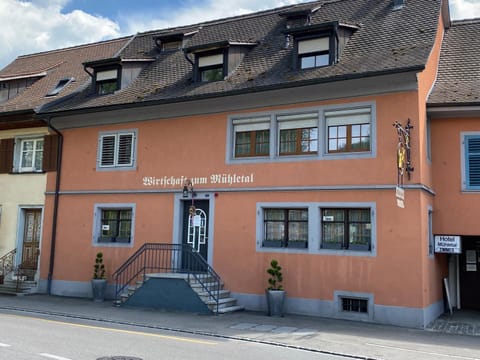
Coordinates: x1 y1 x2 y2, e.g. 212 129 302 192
393 119 414 187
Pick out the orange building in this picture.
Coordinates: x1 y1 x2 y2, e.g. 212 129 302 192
21 0 478 327
427 18 480 313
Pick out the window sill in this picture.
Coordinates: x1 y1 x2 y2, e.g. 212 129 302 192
94 242 133 248
263 240 284 248
96 166 136 172
287 241 308 249
8 171 45 175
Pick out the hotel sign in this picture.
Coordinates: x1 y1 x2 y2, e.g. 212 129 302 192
434 235 461 254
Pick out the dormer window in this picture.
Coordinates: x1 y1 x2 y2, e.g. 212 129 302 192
287 21 358 71
162 40 182 51
46 77 74 97
95 68 119 95
298 37 330 69
154 33 185 52
196 52 225 82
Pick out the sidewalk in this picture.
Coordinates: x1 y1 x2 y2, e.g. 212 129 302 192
0 294 479 360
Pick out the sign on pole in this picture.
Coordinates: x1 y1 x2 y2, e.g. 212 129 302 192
396 186 405 208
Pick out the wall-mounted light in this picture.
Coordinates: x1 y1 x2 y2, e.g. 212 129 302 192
182 179 195 198
182 180 196 217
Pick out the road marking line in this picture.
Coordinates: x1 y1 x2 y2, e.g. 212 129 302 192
366 343 480 360
0 313 216 345
0 343 11 347
39 354 72 360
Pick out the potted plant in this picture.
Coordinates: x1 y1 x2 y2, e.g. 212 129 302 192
91 252 107 302
265 259 286 316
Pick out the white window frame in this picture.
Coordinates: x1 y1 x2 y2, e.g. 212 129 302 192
227 102 375 164
97 129 137 171
92 203 136 247
15 137 44 173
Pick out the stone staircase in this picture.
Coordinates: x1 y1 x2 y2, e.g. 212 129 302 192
117 273 244 314
0 278 37 296
189 275 244 314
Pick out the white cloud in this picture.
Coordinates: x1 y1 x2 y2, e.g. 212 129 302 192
1 0 478 70
121 0 308 34
0 0 120 69
449 0 480 20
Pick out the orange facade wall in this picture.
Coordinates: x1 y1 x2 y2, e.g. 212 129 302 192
431 116 480 235
39 89 443 310
52 92 421 192
41 188 430 307
415 11 446 308
213 190 429 308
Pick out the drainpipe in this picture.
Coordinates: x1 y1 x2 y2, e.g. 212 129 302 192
41 116 63 295
183 50 195 68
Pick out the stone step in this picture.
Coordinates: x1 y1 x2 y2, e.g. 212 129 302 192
189 276 220 285
190 282 223 292
214 305 245 314
0 280 36 295
196 289 231 301
206 297 238 309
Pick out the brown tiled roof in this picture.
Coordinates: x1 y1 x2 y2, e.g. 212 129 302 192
428 19 480 106
0 37 131 114
42 0 443 113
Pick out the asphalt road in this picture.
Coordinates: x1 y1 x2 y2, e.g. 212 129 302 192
0 313 346 360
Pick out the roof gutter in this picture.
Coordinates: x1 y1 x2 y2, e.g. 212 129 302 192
427 104 480 118
39 115 63 295
0 71 47 82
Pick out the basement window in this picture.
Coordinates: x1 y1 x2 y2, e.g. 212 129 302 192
341 297 368 313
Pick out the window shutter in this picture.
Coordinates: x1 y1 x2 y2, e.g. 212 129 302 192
96 69 118 81
298 37 329 54
117 134 133 166
42 134 59 172
467 137 480 187
198 54 223 67
0 138 14 174
100 135 116 166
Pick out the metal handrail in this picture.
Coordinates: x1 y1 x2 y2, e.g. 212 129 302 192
0 249 16 278
113 243 221 312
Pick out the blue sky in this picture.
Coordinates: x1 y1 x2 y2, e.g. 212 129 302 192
0 0 479 69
